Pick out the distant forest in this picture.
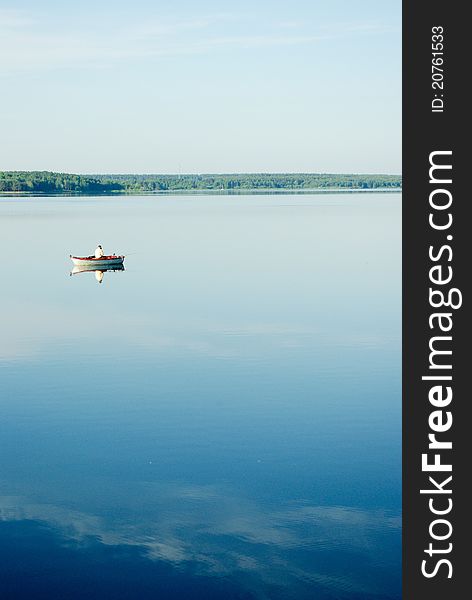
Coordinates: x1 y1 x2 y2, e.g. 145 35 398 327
0 171 402 194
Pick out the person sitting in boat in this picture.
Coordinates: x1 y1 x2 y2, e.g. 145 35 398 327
95 245 104 259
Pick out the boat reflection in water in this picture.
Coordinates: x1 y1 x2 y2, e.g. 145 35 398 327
70 264 125 284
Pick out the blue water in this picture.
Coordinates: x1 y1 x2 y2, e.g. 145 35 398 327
0 193 401 599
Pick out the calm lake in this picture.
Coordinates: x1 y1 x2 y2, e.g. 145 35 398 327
0 193 401 600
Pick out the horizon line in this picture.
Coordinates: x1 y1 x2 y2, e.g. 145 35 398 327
1 170 403 177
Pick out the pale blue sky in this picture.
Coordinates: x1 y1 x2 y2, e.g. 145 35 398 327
0 1 401 174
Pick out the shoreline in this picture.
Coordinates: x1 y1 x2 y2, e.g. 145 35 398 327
0 187 402 198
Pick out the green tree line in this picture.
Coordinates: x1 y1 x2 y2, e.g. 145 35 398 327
0 172 116 193
0 171 402 194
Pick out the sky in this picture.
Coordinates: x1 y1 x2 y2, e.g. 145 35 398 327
0 1 401 174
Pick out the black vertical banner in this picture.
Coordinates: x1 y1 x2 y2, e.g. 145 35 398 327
403 2 468 599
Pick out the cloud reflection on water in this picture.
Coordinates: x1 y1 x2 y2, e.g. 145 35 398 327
0 483 400 599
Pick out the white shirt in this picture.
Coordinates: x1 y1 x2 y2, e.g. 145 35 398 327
95 246 104 258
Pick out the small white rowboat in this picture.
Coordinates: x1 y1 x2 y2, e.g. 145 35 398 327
70 254 125 267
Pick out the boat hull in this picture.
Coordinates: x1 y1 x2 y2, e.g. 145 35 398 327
70 255 125 267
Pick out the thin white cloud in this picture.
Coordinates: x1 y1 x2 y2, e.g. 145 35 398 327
0 8 32 28
0 9 394 74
